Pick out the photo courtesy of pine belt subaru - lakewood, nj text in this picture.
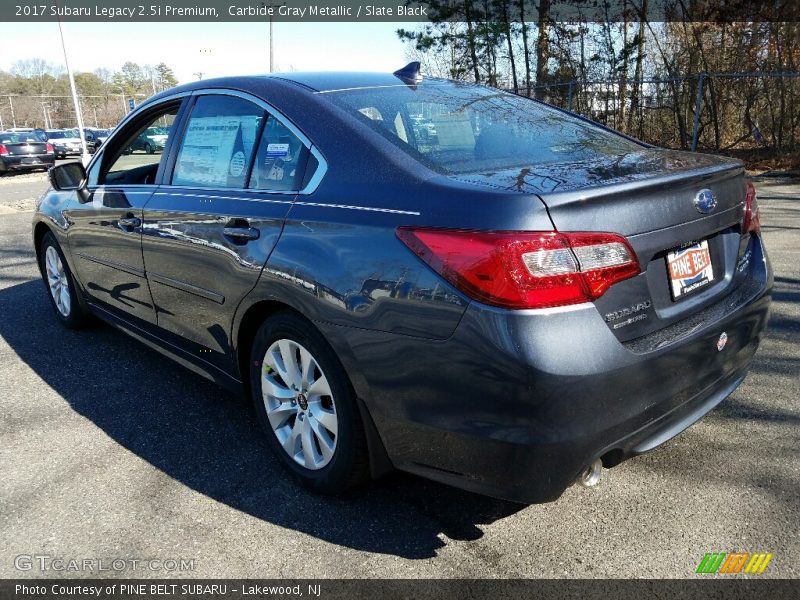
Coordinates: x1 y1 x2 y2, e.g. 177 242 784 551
34 63 772 503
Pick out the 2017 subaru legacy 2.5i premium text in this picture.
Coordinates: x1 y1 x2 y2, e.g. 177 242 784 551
34 64 771 503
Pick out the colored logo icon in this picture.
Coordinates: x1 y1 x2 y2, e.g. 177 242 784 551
696 552 773 574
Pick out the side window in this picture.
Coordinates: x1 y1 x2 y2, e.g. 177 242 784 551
248 115 311 192
172 95 264 189
100 107 178 185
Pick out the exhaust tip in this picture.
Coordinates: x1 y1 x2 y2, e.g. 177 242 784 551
578 459 603 488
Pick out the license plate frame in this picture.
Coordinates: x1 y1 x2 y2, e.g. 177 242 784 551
666 239 715 300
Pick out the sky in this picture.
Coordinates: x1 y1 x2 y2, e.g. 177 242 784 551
1 21 420 82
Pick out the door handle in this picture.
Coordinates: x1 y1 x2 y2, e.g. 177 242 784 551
223 219 260 243
118 215 141 230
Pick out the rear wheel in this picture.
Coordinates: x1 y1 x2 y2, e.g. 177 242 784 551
145 143 153 154
250 312 369 494
39 232 89 328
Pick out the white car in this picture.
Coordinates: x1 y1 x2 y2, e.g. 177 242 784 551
45 129 83 158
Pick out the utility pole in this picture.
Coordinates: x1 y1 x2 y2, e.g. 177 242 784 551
267 3 286 72
198 48 211 79
41 102 50 128
8 96 16 128
56 16 89 160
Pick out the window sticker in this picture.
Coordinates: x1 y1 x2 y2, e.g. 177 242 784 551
229 151 246 177
264 158 285 181
266 143 290 158
174 117 241 186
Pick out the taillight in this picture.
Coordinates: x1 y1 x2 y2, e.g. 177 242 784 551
742 181 760 235
0 144 8 156
46 143 54 154
396 228 640 309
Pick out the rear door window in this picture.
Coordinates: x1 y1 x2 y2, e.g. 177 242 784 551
171 95 265 189
248 115 310 192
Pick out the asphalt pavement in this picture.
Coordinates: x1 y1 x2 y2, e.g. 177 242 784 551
0 170 797 579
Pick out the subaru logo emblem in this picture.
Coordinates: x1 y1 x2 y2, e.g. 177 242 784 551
716 332 728 351
694 189 718 214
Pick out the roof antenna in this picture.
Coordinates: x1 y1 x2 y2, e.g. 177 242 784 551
393 62 423 84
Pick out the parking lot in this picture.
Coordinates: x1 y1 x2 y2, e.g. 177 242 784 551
0 169 797 578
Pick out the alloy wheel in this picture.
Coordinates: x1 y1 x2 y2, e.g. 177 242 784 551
45 245 71 317
261 339 338 470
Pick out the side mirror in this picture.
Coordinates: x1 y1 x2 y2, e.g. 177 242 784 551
49 162 87 191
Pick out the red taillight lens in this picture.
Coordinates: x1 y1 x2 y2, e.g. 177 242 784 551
46 143 54 154
0 144 8 156
742 181 760 235
396 228 640 309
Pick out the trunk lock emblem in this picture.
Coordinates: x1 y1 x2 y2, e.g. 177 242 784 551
716 332 728 351
694 189 718 214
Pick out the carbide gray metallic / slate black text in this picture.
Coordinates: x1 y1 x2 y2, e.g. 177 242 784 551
33 67 772 503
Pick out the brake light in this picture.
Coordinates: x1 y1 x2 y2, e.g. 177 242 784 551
46 143 54 154
396 228 640 309
0 144 8 156
742 181 760 235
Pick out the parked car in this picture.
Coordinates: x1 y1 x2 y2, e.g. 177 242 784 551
125 127 168 154
0 130 55 173
34 65 772 503
76 128 105 154
45 129 83 157
87 128 111 148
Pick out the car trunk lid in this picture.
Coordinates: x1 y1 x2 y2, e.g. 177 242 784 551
456 148 749 342
1 140 50 155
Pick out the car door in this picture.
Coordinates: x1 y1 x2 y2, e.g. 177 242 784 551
65 98 188 326
140 91 312 374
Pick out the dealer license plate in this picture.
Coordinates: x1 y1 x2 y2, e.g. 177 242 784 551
666 240 714 300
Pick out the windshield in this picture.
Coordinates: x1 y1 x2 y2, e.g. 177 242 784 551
323 81 643 175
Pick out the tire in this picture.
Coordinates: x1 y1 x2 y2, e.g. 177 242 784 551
145 143 153 154
39 232 89 328
250 311 369 494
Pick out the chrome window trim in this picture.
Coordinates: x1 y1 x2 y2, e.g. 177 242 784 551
88 187 156 195
150 188 420 216
152 189 294 207
189 88 328 195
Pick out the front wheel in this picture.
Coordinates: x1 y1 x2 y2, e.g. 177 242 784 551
39 232 89 328
250 312 369 494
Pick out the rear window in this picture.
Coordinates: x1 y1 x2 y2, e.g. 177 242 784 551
323 81 642 175
0 132 39 143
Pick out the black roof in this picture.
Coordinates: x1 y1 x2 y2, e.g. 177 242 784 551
270 71 412 92
141 69 459 109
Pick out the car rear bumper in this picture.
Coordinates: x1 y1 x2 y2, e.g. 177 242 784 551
0 154 55 171
319 235 772 503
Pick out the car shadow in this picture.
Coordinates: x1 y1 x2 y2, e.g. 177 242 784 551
0 279 524 559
